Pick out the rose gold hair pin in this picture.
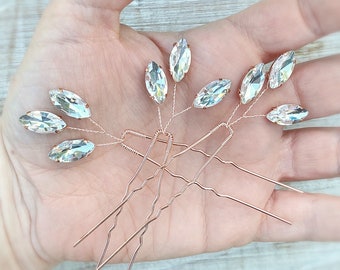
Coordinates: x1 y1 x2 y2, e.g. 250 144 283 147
19 38 308 269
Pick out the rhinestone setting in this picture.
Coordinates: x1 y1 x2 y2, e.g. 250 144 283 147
266 104 309 125
49 89 91 119
269 51 296 89
193 79 231 108
145 61 168 104
48 139 95 162
240 63 266 104
169 38 191 82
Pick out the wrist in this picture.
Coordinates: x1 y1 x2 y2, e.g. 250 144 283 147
0 120 50 270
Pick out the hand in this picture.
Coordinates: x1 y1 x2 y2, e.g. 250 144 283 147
1 0 340 268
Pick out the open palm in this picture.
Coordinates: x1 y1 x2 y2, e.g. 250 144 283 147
1 0 340 268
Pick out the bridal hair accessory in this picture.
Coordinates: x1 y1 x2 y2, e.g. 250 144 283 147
19 38 308 269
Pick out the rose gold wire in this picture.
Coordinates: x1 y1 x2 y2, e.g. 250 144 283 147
97 160 292 270
150 78 300 192
226 102 241 125
89 118 105 132
89 117 122 141
126 130 302 193
112 126 235 262
96 178 198 269
172 84 177 117
193 126 234 180
75 74 292 263
127 134 173 270
95 133 173 269
187 146 303 193
76 122 293 266
121 129 150 140
66 125 123 146
96 141 123 147
121 141 292 224
163 83 193 132
164 106 193 132
228 114 267 127
121 131 292 223
95 164 165 267
163 83 177 132
90 133 293 269
74 130 163 248
174 106 192 117
66 126 103 134
172 122 230 159
167 138 301 193
67 117 122 143
126 170 164 270
226 83 268 127
157 106 164 132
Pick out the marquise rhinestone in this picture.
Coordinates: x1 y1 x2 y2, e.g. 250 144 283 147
145 61 168 104
19 111 66 134
266 104 308 125
49 89 91 119
240 63 266 104
193 79 231 108
48 139 95 163
269 51 296 89
169 38 191 82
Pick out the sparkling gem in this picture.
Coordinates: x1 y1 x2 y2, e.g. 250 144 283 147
193 79 231 108
169 38 191 82
269 51 296 89
240 63 266 104
49 89 91 119
266 104 308 125
19 111 66 134
145 61 168 104
48 139 95 163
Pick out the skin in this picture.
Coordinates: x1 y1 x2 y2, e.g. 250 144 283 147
1 0 340 268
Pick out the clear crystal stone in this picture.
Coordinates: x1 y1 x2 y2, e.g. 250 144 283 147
49 89 91 119
169 38 191 82
240 63 266 104
193 79 231 108
269 51 296 89
145 61 168 104
266 104 308 125
19 111 66 134
48 139 95 162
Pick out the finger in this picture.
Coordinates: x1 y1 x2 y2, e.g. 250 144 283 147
228 0 340 56
280 128 340 181
290 55 340 119
158 0 340 103
56 0 133 13
42 0 133 34
256 191 340 242
265 55 340 119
